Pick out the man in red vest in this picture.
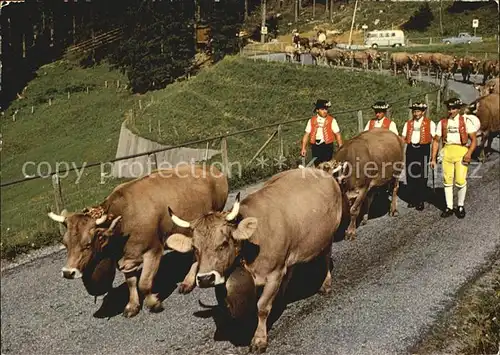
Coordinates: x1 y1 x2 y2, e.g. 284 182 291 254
430 98 478 218
401 102 436 211
364 101 399 136
301 99 343 166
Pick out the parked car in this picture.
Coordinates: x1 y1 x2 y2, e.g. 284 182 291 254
364 30 405 48
441 32 483 45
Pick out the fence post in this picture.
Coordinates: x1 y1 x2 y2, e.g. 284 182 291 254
418 67 422 82
425 94 430 114
277 124 283 157
436 89 441 114
221 138 230 178
408 98 413 120
357 110 364 133
204 142 210 161
153 153 158 170
52 174 65 236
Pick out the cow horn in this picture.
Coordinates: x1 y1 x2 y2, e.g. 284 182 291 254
168 207 191 228
226 192 241 221
48 212 66 223
95 214 108 225
107 216 122 232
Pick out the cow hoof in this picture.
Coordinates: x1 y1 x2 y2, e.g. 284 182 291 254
250 337 268 353
145 295 164 313
361 216 368 225
345 230 357 241
390 210 399 217
178 282 195 294
318 284 332 295
123 303 140 318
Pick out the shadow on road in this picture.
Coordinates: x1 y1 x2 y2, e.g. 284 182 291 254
92 251 194 319
192 255 330 348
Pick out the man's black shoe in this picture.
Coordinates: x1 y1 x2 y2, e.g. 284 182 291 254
416 203 424 211
407 203 415 208
456 206 466 219
441 208 454 218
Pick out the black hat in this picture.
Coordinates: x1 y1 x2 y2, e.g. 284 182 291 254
314 99 332 111
371 101 390 111
444 97 464 109
409 102 428 111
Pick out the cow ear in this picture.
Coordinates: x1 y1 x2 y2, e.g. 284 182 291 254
166 233 193 253
232 217 258 242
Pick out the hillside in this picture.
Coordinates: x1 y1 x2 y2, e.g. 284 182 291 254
243 0 499 43
1 55 440 258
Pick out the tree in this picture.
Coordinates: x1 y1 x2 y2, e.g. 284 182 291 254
109 0 195 93
401 3 434 33
208 0 245 62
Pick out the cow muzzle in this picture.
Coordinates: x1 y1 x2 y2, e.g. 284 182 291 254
196 271 225 288
61 267 83 279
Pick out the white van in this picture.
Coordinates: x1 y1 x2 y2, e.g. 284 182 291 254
364 30 405 49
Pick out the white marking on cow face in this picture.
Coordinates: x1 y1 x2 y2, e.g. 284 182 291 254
196 271 225 288
61 267 83 279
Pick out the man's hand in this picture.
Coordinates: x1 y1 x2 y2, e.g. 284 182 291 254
462 153 472 165
430 160 437 169
300 147 307 157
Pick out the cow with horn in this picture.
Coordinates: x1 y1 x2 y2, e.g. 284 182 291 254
47 164 229 317
166 167 344 353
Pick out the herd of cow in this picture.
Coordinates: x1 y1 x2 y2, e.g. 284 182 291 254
45 50 499 351
45 128 411 353
285 42 500 85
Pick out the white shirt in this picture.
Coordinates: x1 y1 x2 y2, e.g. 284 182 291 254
318 33 326 43
364 117 399 136
305 115 341 143
435 113 477 144
402 117 437 144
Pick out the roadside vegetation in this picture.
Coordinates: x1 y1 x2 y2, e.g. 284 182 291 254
1 55 441 259
244 0 498 44
413 256 500 355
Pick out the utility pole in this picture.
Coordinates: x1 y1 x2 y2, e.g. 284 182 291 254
348 0 359 48
244 0 248 20
295 0 298 22
260 0 266 43
313 0 316 19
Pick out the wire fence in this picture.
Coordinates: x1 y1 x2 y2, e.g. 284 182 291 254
0 53 450 256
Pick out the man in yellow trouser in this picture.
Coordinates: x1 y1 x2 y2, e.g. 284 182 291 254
430 98 477 218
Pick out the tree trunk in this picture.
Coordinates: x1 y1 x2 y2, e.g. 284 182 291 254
439 0 443 36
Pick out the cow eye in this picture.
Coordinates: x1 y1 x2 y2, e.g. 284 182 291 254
217 240 229 250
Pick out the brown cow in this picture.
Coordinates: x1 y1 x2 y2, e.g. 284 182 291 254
310 46 325 65
482 59 500 84
317 129 404 240
48 164 229 317
324 48 347 66
166 167 344 353
431 53 457 79
390 52 416 74
285 45 301 62
474 77 500 97
350 50 372 69
415 52 434 70
467 93 500 160
457 55 480 83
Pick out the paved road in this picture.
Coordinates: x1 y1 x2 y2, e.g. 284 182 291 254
2 57 499 355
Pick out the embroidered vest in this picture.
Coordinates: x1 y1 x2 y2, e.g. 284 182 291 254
441 115 468 145
368 117 391 130
405 117 432 144
309 115 336 144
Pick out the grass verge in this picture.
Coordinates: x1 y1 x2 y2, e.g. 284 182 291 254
412 253 500 355
1 55 441 259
